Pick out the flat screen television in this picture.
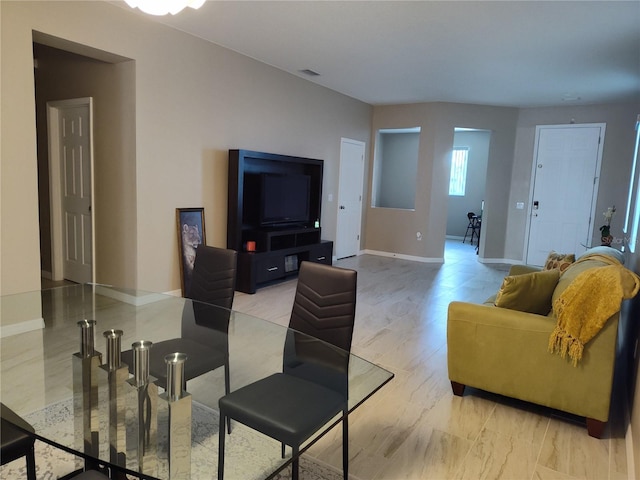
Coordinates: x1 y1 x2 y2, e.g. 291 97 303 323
260 173 311 227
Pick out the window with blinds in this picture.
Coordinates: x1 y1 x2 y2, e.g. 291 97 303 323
449 147 469 196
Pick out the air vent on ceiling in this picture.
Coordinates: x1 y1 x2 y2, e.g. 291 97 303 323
299 69 320 77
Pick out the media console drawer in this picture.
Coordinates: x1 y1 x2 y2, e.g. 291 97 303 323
256 256 285 283
308 242 332 264
235 240 333 294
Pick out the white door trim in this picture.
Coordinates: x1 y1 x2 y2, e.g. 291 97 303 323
47 97 96 284
336 137 365 259
523 123 606 262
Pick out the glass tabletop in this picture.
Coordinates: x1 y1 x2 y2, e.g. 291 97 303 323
0 284 393 479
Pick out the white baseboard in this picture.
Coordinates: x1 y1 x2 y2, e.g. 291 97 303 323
478 257 523 264
0 317 45 338
164 289 183 297
361 249 520 266
95 285 170 306
361 249 444 264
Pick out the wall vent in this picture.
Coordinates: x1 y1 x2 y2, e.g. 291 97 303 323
299 69 320 77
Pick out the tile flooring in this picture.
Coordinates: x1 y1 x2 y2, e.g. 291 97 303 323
231 240 629 480
2 240 630 479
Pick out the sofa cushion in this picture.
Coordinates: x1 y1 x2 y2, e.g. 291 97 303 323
543 251 575 273
577 246 625 265
494 269 560 315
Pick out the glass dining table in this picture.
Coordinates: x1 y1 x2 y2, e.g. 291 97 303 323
0 284 393 479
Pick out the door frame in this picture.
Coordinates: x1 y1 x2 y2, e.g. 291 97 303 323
336 137 365 259
523 123 606 262
47 97 96 284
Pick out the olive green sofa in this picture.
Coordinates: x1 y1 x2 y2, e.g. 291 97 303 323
447 248 627 438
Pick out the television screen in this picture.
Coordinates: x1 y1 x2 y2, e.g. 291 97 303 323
260 173 310 226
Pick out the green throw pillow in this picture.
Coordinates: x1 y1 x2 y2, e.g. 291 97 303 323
494 269 560 315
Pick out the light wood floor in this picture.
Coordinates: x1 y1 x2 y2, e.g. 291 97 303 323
232 240 629 480
4 240 629 479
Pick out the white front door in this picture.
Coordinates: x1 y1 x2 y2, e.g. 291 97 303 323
336 138 365 259
526 124 605 266
48 98 94 284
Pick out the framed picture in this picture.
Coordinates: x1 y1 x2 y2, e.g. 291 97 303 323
176 208 206 296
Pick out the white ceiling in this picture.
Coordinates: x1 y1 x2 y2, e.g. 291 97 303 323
138 0 640 107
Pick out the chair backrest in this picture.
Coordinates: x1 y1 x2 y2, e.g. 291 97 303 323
182 246 237 344
283 262 357 395
289 261 357 353
188 245 237 308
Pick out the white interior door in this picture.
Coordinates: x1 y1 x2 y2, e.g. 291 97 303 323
336 138 365 259
526 124 605 266
48 98 94 284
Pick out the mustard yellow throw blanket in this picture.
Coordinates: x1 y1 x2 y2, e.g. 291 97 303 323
549 256 640 366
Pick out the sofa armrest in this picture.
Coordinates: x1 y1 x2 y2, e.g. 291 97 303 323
508 264 541 276
447 301 618 422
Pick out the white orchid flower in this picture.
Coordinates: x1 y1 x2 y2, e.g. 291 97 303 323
602 206 616 226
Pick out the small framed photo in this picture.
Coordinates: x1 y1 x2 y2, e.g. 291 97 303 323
176 208 206 296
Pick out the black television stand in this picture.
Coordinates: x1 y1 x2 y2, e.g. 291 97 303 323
227 149 332 293
236 227 332 293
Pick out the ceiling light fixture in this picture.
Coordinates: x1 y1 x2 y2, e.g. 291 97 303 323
124 0 206 16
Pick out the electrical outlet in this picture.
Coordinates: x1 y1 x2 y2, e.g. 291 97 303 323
516 202 525 210
416 232 423 241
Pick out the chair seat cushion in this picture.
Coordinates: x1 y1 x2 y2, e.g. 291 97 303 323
122 339 226 389
72 471 111 479
1 404 35 466
219 373 345 447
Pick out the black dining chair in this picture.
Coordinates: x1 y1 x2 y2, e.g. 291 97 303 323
218 261 357 480
122 245 237 396
463 211 481 246
1 403 36 480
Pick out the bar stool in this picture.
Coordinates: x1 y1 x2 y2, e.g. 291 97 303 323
0 403 36 480
463 212 481 246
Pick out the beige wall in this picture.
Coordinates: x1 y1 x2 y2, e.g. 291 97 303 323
505 103 640 261
1 1 371 295
368 102 640 263
34 44 136 287
373 131 420 209
367 102 518 260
